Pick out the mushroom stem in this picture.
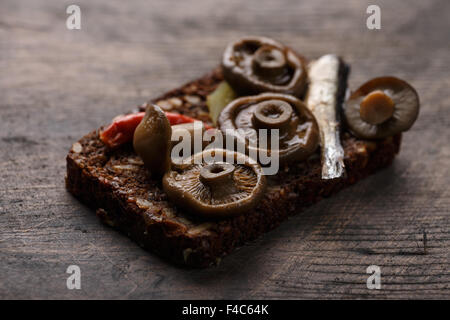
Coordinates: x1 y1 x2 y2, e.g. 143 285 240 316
252 99 293 131
360 90 395 125
252 45 287 79
199 163 238 199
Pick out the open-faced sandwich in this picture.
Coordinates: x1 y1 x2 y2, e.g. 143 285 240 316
66 36 420 267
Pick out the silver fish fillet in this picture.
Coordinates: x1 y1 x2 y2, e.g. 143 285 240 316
305 54 349 179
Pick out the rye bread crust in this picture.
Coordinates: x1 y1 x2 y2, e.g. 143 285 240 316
66 68 401 267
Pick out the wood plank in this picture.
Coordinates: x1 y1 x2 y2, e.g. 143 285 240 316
0 0 448 299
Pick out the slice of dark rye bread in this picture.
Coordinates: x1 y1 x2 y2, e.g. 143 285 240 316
66 67 401 267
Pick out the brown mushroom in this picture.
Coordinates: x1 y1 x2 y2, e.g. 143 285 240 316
133 104 172 178
162 148 266 219
344 77 420 139
217 93 319 164
222 37 307 96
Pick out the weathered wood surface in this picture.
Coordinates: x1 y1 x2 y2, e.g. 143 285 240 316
0 0 448 299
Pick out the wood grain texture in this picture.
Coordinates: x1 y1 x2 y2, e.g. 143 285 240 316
0 0 448 299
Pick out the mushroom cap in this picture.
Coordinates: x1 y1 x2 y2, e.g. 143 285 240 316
222 36 307 97
217 93 319 164
162 149 266 219
133 104 172 178
344 77 420 139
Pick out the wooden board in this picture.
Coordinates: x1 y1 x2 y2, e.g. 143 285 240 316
0 0 448 299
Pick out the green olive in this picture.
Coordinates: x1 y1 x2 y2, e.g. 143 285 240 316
133 104 172 178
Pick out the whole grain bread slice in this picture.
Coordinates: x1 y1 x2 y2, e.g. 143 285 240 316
66 68 401 267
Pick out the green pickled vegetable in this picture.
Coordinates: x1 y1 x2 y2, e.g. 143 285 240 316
206 81 236 125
